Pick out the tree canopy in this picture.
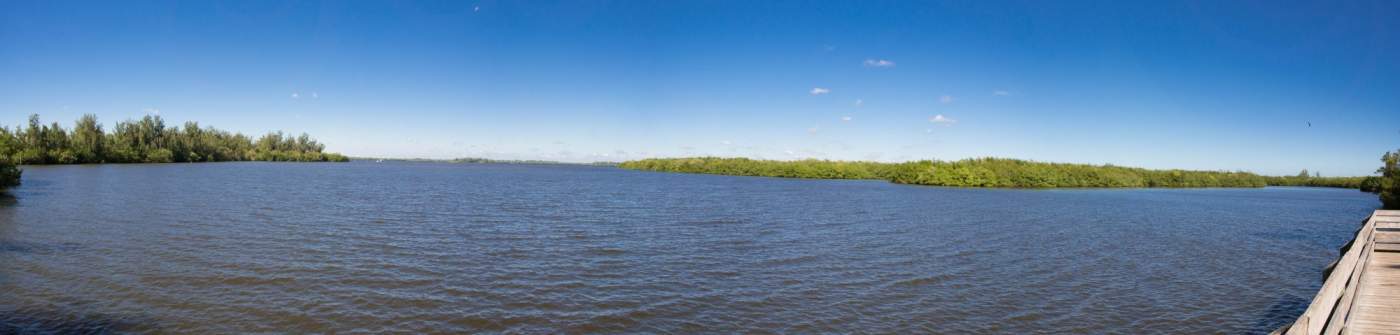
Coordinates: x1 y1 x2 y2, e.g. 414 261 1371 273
1378 150 1400 209
0 114 348 165
620 157 1375 189
0 159 17 189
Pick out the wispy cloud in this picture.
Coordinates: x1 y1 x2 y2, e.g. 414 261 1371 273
863 59 896 68
311 92 319 99
939 95 955 104
841 116 853 122
929 114 957 125
810 87 830 95
854 99 864 106
291 92 300 99
993 90 1011 96
807 125 821 133
721 140 733 145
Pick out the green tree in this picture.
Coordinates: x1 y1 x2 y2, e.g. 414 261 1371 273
1 114 350 165
1379 150 1400 209
0 159 18 189
71 114 105 163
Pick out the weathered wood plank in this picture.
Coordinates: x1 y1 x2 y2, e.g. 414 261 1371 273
1282 211 1400 335
1328 236 1373 335
1344 215 1400 335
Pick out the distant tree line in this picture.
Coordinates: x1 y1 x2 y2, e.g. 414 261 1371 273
620 157 899 181
0 114 348 164
448 157 602 165
887 158 1272 188
1260 169 1373 190
620 157 1392 191
0 114 349 190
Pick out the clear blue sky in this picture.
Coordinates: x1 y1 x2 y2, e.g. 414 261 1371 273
3 1 1398 176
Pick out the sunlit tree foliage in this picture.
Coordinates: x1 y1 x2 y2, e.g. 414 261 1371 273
0 114 349 166
621 157 1378 189
1379 150 1400 209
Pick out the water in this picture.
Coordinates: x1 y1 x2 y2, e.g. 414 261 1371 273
0 162 1380 334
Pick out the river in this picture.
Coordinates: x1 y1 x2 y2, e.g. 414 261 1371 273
0 162 1379 333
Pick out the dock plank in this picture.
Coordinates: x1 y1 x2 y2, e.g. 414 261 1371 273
1346 230 1400 334
1279 211 1400 335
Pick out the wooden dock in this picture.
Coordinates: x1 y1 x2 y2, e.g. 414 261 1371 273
1274 209 1400 335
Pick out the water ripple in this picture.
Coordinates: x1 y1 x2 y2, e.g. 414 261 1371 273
0 163 1379 333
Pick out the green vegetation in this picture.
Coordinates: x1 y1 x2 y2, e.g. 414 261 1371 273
0 159 18 190
1379 150 1400 209
887 158 1268 188
1261 169 1371 189
357 157 617 166
620 157 901 180
0 114 348 165
620 157 1377 189
449 157 619 166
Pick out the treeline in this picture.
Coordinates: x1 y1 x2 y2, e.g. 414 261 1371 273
1262 175 1374 190
450 157 620 166
620 157 1374 189
889 158 1269 188
620 157 901 180
0 114 348 165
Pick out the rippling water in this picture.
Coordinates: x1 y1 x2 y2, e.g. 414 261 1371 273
0 162 1380 333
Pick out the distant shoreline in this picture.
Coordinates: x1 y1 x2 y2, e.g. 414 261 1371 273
353 157 619 167
618 157 1378 190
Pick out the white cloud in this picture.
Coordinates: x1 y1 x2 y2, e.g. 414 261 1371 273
312 92 319 99
810 87 830 95
993 90 1011 96
929 114 957 125
939 95 954 104
784 149 797 156
841 116 852 122
863 59 896 67
291 92 300 99
854 99 864 106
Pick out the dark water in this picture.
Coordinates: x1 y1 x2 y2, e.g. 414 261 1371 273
0 162 1380 334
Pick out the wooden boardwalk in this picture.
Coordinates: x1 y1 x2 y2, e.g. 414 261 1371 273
1275 210 1400 335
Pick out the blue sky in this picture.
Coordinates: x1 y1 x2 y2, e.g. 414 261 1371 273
2 1 1399 175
